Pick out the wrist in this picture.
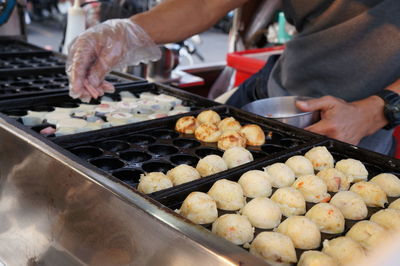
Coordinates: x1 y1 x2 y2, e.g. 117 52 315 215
352 95 388 135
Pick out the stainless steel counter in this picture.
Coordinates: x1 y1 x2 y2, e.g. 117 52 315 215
0 116 266 265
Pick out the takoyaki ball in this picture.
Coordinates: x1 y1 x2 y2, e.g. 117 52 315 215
346 220 388 251
217 130 247 150
349 181 387 208
175 116 198 134
389 198 400 210
285 155 314 177
239 124 265 146
329 191 368 220
250 232 297 266
241 197 282 229
298 251 336 266
178 192 218 224
305 203 345 234
212 214 254 245
207 179 245 211
196 110 221 125
264 163 296 188
194 122 221 142
370 209 400 231
276 216 321 250
370 173 400 197
218 117 241 132
271 187 306 217
167 164 201 186
238 170 272 198
292 175 330 203
196 155 227 177
222 147 254 169
137 172 173 194
304 146 334 171
335 158 368 182
316 168 350 192
322 237 366 265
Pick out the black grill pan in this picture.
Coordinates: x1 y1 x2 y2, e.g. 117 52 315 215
0 52 66 74
154 139 400 258
0 39 51 56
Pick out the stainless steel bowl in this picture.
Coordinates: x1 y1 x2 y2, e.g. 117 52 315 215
242 96 320 128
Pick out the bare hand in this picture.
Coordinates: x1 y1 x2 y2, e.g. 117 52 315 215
296 95 387 145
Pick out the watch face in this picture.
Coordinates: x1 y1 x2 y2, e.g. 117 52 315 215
386 103 400 127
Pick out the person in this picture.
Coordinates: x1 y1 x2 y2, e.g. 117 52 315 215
66 0 400 155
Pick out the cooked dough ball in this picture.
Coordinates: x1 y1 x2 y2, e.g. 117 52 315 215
197 110 221 125
370 209 400 231
241 197 282 229
346 220 388 251
212 214 254 245
349 181 387 207
292 175 330 203
276 216 321 249
207 179 245 211
175 116 198 134
285 155 314 177
304 146 334 171
222 147 253 169
264 163 295 188
298 251 336 266
250 232 297 266
329 191 368 220
305 203 345 234
238 170 272 198
194 122 222 142
335 158 368 182
196 155 227 177
178 192 218 224
322 237 365 265
239 124 265 146
271 187 306 217
389 198 400 210
137 172 173 194
217 130 246 150
316 168 350 192
166 164 201 186
370 173 400 197
218 117 241 132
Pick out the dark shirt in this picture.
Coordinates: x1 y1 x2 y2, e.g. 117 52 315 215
268 0 400 155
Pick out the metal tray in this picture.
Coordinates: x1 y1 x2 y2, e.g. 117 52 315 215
0 82 220 137
0 68 145 100
0 38 51 56
55 106 322 197
0 52 65 73
154 139 400 258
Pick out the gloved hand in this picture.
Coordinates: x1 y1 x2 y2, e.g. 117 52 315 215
66 18 161 102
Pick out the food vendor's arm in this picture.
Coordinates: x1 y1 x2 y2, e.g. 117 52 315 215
296 79 400 145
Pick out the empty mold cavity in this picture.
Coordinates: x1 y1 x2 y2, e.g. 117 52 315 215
195 147 223 158
20 86 41 92
30 105 55 112
0 89 18 94
112 168 143 186
90 157 125 171
173 138 201 149
148 144 179 156
43 84 61 90
142 161 174 173
261 144 286 154
54 102 79 108
265 131 284 142
70 146 103 160
10 82 30 87
170 154 199 166
2 109 27 117
126 134 156 145
119 150 152 163
280 138 302 148
363 163 384 176
151 130 179 139
97 140 130 152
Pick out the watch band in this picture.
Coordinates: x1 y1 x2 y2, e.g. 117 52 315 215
374 90 400 130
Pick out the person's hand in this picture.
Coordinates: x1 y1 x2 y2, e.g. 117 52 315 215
66 18 161 102
296 95 388 145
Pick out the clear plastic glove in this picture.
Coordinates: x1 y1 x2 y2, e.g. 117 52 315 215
66 18 161 102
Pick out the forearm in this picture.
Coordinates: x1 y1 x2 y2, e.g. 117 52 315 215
131 0 248 44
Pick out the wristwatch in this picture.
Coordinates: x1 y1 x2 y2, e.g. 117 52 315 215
374 90 400 130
